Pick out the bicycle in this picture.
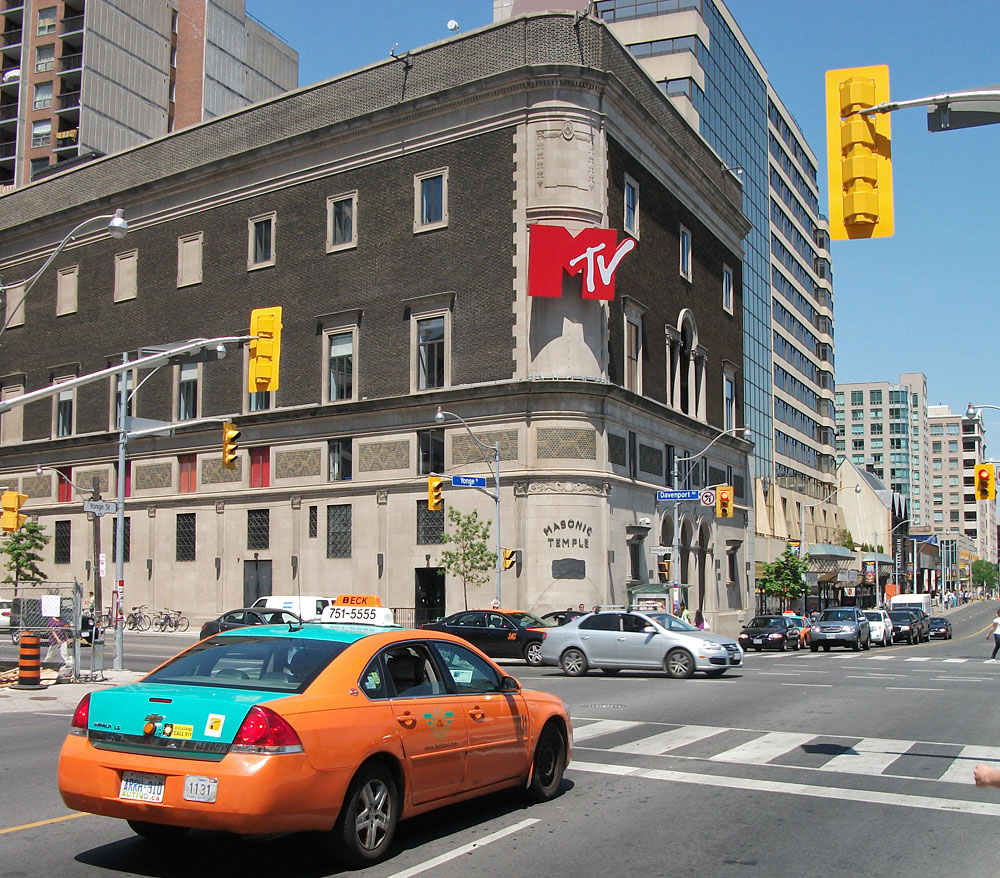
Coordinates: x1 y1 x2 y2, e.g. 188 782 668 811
125 605 151 631
154 608 189 632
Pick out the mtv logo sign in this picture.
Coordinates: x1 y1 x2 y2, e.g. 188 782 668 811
528 224 635 301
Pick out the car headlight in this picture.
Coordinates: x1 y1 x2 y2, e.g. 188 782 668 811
701 640 724 650
768 632 784 639
810 625 820 633
899 625 910 630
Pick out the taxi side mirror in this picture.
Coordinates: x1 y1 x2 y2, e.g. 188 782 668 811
643 626 656 634
500 675 520 692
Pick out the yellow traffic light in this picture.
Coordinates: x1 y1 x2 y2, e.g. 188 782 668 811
222 421 241 470
248 306 282 393
427 476 443 511
657 559 670 581
716 485 734 518
503 548 517 570
825 65 893 240
1 490 27 533
975 463 996 500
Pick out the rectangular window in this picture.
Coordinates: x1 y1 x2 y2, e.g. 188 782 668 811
329 437 352 481
248 390 270 412
327 191 357 251
177 363 198 420
326 504 352 558
723 371 736 431
851 391 863 404
31 119 51 148
249 447 270 488
722 264 733 314
247 509 269 550
869 389 882 404
327 331 354 401
417 500 445 544
179 454 197 493
418 429 444 475
35 43 54 72
4 282 26 330
57 467 72 502
177 232 203 287
56 265 78 315
624 175 639 236
679 225 692 280
37 6 56 34
114 250 138 302
414 168 448 231
112 371 134 429
55 385 73 437
248 213 275 269
416 316 445 389
112 516 131 564
625 318 640 393
54 520 71 563
176 513 196 562
33 81 53 109
308 505 318 538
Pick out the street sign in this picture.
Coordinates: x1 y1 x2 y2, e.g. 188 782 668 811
700 489 716 507
650 546 673 555
656 489 699 502
450 475 488 488
83 499 118 516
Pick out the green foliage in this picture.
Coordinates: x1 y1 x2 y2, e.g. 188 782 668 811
972 560 999 588
1 519 50 584
832 527 855 550
758 548 809 610
438 507 497 610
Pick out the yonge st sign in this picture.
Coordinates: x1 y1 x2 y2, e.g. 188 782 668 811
528 224 635 301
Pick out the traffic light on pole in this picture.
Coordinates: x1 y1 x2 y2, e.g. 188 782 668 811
716 485 734 518
503 548 517 570
222 421 240 470
1 490 27 533
657 559 670 581
427 476 443 511
975 463 995 500
248 306 282 393
825 65 893 240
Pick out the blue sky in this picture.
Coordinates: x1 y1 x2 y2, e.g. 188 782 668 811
247 1 999 428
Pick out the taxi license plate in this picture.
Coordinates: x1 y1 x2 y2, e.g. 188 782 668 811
183 775 218 803
753 637 763 644
120 771 165 803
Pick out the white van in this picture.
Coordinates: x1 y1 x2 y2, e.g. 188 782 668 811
250 595 333 621
890 593 932 616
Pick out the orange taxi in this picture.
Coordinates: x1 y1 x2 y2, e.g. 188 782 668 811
58 597 571 866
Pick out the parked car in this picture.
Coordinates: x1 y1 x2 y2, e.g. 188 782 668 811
890 608 930 643
200 608 303 642
864 609 894 647
809 607 870 651
0 599 10 628
738 615 802 651
420 609 550 665
928 616 953 639
888 610 922 644
541 610 586 627
249 595 334 621
539 609 743 678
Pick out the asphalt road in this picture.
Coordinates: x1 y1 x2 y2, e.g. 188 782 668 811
3 601 1000 877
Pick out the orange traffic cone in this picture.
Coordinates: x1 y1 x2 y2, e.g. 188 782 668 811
10 632 44 690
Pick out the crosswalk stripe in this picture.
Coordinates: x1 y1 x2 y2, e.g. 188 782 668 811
938 745 1000 785
942 658 968 663
867 655 894 660
709 731 814 764
609 725 722 755
572 719 641 742
905 657 932 662
819 737 912 775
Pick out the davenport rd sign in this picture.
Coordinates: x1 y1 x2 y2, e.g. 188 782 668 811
543 519 594 549
528 224 636 301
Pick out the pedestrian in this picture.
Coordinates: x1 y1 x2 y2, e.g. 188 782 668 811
985 607 1000 663
44 611 73 676
489 598 501 610
679 603 691 623
592 604 600 614
578 603 586 613
694 609 710 630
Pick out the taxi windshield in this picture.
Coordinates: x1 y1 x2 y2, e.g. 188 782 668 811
507 612 549 628
144 635 348 694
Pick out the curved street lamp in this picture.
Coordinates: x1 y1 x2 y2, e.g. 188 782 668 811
0 209 128 339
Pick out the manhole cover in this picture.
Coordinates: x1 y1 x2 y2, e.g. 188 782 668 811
29 696 58 701
579 703 627 709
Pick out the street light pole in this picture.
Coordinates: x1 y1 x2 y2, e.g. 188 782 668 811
434 407 502 605
112 352 129 671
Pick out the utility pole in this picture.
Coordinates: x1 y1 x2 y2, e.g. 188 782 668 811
91 475 103 677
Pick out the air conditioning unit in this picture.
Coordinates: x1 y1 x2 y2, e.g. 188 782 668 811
2 69 20 83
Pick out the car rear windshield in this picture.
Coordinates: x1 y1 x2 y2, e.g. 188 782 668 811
888 612 915 622
863 612 882 621
748 617 786 627
507 612 548 629
144 635 348 693
818 610 855 621
930 617 947 624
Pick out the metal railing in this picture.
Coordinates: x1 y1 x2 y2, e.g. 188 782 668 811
0 29 22 47
57 90 80 110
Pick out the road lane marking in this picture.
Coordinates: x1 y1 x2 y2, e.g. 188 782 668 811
569 761 1000 817
757 672 802 677
932 677 986 682
847 674 904 679
942 658 969 663
820 737 912 775
0 813 88 835
710 732 814 765
609 725 722 756
886 686 943 691
386 818 539 878
905 657 932 662
781 683 832 688
938 745 1000 785
572 719 642 742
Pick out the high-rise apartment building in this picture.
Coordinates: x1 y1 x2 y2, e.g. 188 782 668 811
0 0 297 189
835 372 929 527
495 0 838 565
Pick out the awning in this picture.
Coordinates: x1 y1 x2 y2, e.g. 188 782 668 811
805 543 856 560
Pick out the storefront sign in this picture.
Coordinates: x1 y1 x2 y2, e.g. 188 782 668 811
528 224 635 301
542 519 593 549
863 560 875 584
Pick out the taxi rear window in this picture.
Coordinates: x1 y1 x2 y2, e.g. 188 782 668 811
144 635 347 693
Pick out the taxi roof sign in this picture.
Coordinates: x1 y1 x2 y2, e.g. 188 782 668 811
333 594 383 607
321 604 397 627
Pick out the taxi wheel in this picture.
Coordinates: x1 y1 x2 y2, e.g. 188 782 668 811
523 724 566 803
560 648 588 677
524 641 543 666
127 820 189 842
333 763 399 867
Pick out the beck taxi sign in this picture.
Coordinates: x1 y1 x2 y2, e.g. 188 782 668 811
323 595 395 626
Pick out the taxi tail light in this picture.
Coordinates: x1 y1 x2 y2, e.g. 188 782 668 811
232 705 304 754
69 693 91 736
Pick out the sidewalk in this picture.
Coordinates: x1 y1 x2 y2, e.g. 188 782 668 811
0 668 145 715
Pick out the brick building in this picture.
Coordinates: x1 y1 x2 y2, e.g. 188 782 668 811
0 14 753 632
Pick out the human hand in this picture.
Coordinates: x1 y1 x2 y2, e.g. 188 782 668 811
974 764 1000 788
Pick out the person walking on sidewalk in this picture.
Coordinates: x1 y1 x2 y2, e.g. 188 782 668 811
985 608 1000 663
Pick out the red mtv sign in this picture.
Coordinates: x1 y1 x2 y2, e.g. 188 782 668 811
528 224 635 301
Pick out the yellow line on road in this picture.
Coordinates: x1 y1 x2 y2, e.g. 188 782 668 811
0 812 89 835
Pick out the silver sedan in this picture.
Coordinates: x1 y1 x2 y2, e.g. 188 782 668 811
538 610 743 678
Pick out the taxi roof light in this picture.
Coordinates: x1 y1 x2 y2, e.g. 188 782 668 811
70 693 91 736
232 705 304 753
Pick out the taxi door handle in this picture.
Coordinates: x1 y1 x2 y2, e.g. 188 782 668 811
468 708 485 721
396 712 416 729
617 636 626 641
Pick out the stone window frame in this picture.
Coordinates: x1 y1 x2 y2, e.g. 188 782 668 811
51 373 76 439
242 343 273 414
328 436 353 482
324 324 358 404
177 231 203 287
722 360 738 432
173 361 202 422
679 224 692 282
56 265 78 316
722 262 734 314
4 280 26 329
622 296 646 396
109 368 136 431
326 189 358 252
114 249 138 303
623 172 639 239
247 211 276 270
413 167 449 233
406 292 453 394
1 382 24 445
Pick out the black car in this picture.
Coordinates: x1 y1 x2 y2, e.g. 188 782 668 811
199 607 303 641
738 615 802 651
420 609 551 665
888 610 926 644
928 616 953 639
541 610 587 627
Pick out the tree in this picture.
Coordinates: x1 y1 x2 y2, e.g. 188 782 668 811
438 508 497 610
758 548 809 611
1 519 50 591
832 527 855 550
972 560 999 589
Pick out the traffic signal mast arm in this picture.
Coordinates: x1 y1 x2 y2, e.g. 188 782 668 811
860 87 1000 118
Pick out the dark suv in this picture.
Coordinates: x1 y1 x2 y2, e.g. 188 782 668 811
810 607 870 651
888 609 929 644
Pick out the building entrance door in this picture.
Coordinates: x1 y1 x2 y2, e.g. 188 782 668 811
415 568 445 626
243 558 272 606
